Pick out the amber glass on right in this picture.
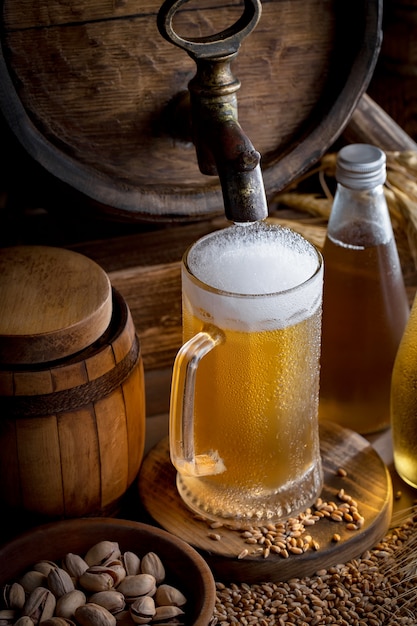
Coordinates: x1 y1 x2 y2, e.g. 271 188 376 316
391 296 417 489
319 144 410 434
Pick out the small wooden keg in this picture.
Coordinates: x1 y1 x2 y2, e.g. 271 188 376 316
0 246 146 522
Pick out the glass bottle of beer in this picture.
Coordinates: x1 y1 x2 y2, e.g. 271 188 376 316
391 294 417 488
319 143 409 434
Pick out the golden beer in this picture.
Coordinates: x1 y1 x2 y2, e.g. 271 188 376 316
170 222 323 523
319 236 409 434
391 298 417 489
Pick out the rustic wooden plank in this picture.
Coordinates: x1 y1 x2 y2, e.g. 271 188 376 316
344 94 417 152
109 262 182 371
69 218 228 271
143 368 172 419
367 0 417 141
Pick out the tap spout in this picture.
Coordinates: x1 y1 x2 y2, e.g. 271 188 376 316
188 54 268 223
157 0 268 223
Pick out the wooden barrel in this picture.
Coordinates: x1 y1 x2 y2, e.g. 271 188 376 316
0 0 382 222
0 247 146 523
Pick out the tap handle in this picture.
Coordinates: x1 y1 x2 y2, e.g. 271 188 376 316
157 0 262 59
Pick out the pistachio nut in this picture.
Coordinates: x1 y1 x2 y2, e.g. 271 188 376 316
140 554 165 586
41 619 76 626
79 567 115 593
0 609 16 626
48 567 75 598
116 575 156 603
101 561 125 587
129 596 155 625
62 554 89 581
33 561 58 576
154 584 186 608
14 617 35 626
19 571 47 594
151 606 184 623
2 582 25 610
122 553 140 577
88 591 125 615
55 590 87 619
22 587 56 625
84 543 121 567
75 603 116 626
113 610 132 626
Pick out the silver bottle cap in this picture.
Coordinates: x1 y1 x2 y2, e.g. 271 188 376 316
336 144 386 189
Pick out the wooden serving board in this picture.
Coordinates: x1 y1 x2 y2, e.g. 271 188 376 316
138 421 392 582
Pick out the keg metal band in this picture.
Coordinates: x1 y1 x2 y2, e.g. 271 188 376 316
0 335 141 418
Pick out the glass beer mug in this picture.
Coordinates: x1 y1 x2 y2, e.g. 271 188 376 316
170 221 324 524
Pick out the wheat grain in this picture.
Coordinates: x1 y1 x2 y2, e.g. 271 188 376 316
211 507 417 625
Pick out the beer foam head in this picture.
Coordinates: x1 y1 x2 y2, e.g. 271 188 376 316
183 222 323 330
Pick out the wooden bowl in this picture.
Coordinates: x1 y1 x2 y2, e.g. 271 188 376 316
0 518 216 626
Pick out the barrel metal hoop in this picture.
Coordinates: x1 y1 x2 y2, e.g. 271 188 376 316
0 335 141 418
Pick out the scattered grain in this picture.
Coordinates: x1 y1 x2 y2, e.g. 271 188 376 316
238 549 249 560
198 489 368 566
210 521 224 529
212 507 417 626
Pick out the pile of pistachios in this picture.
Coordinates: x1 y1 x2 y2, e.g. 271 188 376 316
1 541 187 626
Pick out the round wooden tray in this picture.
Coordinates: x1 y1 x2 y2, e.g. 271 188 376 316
0 0 382 221
138 421 392 582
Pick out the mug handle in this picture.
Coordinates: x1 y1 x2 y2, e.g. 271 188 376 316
170 325 225 477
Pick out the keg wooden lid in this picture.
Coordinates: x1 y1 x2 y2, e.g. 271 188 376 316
0 246 112 364
0 0 382 222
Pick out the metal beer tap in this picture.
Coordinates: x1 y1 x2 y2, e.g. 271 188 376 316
157 0 268 223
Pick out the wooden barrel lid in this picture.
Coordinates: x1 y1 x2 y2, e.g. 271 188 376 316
0 246 112 364
0 0 382 222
